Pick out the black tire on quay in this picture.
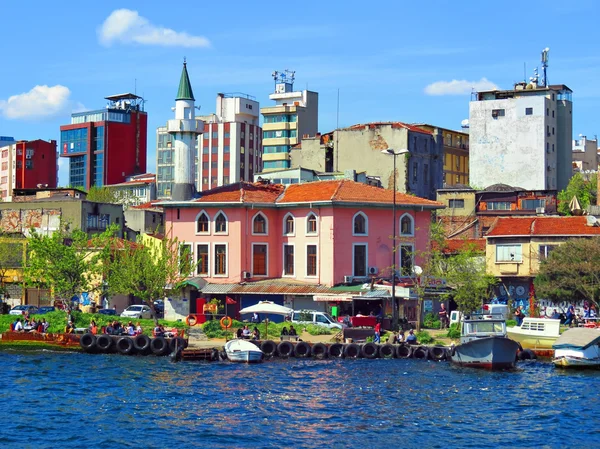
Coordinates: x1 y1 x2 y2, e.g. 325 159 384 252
116 337 135 355
344 343 360 359
96 335 113 353
277 341 294 358
219 351 228 361
379 344 395 358
151 337 169 356
294 341 311 358
413 346 428 359
429 346 447 361
79 333 97 352
260 340 277 357
361 342 379 359
311 343 328 359
329 343 345 358
169 337 187 352
396 344 412 359
519 349 537 360
133 335 151 354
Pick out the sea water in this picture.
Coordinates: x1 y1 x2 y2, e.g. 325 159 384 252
0 350 597 449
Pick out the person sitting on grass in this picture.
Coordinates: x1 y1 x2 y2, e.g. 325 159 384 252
242 325 251 339
89 320 98 335
13 317 23 332
135 322 143 335
236 327 243 339
281 326 289 336
252 327 260 340
406 329 417 345
127 321 136 336
288 325 297 336
41 319 49 333
65 321 75 334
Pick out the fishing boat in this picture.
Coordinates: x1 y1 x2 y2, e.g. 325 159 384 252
450 314 520 370
224 339 263 363
507 318 561 357
552 328 600 368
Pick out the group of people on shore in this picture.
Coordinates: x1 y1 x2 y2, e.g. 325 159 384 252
93 320 143 336
237 324 260 340
12 316 49 333
387 329 418 345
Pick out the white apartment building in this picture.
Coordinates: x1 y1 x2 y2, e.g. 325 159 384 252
469 82 573 191
572 135 599 173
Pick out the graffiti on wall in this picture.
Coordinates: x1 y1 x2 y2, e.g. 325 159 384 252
0 209 61 236
490 282 531 312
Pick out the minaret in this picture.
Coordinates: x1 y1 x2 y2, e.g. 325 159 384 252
168 59 203 201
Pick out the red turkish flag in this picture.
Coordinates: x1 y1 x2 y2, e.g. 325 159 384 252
226 296 236 305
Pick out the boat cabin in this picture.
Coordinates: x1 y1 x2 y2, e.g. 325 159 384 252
461 317 507 344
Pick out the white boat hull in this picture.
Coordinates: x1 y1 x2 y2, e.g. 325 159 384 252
225 339 264 364
553 355 600 368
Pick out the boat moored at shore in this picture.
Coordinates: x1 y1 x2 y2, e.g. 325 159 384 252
552 328 600 368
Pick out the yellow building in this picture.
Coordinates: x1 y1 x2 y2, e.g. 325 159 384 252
260 70 318 171
417 124 469 186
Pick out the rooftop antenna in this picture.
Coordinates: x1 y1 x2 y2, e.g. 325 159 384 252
541 47 550 87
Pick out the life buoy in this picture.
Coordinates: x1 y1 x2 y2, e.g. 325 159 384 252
329 343 345 358
294 341 311 358
79 333 97 352
186 315 197 326
379 344 395 358
220 316 232 329
311 343 328 359
429 346 447 361
361 342 379 359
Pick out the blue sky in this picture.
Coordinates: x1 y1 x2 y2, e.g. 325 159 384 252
1 0 599 186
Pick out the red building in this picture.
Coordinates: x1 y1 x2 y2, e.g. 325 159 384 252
0 139 57 200
59 93 147 190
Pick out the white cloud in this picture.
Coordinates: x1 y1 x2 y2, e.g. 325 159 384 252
0 85 72 120
99 9 210 48
424 77 498 96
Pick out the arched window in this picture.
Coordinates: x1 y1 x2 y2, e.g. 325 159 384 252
284 214 294 235
353 212 368 235
215 211 227 233
400 213 414 236
253 213 267 235
196 211 209 234
306 213 317 235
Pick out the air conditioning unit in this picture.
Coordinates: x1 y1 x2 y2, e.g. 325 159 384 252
242 271 251 279
344 275 353 283
536 207 545 214
368 266 379 275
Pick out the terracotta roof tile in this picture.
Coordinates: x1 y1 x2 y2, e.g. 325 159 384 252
341 122 432 135
194 182 284 204
437 239 486 254
486 216 600 237
132 200 163 210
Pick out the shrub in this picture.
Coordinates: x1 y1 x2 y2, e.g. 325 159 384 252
305 324 334 336
416 330 434 344
447 323 461 339
423 312 441 329
506 319 517 327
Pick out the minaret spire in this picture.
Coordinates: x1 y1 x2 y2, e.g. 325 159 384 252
176 59 195 101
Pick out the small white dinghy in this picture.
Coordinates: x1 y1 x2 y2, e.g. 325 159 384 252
225 339 264 363
553 327 600 368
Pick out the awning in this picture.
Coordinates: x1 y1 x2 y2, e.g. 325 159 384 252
201 283 236 294
313 295 353 302
180 277 207 290
358 289 391 298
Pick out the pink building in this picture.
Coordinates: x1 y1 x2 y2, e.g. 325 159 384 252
161 180 443 321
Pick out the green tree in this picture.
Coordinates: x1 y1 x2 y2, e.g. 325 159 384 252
534 237 600 307
104 233 197 307
557 173 595 216
0 236 26 297
23 224 116 300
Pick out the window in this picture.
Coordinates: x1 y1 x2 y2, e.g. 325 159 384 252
197 244 209 275
223 146 230 153
179 244 192 274
284 214 294 235
546 125 550 136
488 201 512 211
491 109 505 118
424 163 429 185
211 161 217 169
412 162 418 183
521 199 546 210
353 244 367 277
252 244 267 276
215 212 227 233
253 213 267 234
196 211 209 234
202 161 209 170
399 245 413 276
526 107 533 115
99 214 110 230
546 107 549 116
306 213 317 234
400 214 414 236
552 110 555 118
552 127 555 135
539 245 557 260
307 245 317 277
214 244 227 275
449 199 465 208
87 214 98 229
496 244 522 262
353 212 367 235
283 245 294 276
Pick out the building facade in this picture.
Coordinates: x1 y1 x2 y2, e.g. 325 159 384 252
572 135 599 173
0 139 57 201
260 70 318 171
157 93 262 199
290 123 443 200
469 82 572 191
59 93 147 190
106 173 157 207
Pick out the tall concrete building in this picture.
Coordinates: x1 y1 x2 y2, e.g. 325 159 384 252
572 135 598 173
59 93 147 190
167 61 203 201
469 79 573 191
260 70 318 171
156 93 261 199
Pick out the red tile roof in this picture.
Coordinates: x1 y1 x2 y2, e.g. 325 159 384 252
131 200 163 210
342 122 432 135
194 182 284 204
486 216 600 237
437 238 486 254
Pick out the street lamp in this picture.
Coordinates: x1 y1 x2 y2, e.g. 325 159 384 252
381 148 410 330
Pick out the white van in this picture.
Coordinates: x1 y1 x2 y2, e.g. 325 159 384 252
290 310 344 329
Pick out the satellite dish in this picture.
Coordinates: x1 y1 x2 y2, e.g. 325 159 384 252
461 119 469 127
412 266 423 276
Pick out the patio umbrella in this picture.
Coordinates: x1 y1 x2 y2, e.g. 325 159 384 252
238 301 293 339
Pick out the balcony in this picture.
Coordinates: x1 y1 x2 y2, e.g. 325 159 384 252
262 152 289 162
261 105 298 114
166 119 203 134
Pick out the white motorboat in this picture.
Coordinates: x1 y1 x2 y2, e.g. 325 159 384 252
507 318 561 356
224 339 263 363
552 328 600 368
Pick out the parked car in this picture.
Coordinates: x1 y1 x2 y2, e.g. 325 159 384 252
290 310 344 329
97 308 117 316
37 306 56 314
120 305 154 319
9 305 39 316
153 300 164 318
